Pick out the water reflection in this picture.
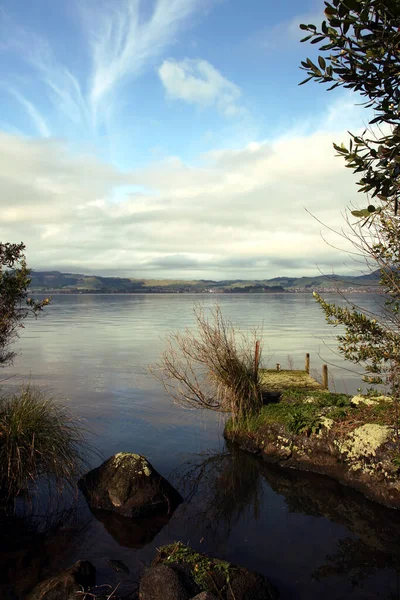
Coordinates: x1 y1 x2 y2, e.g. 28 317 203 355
0 504 90 598
177 444 400 596
89 508 179 550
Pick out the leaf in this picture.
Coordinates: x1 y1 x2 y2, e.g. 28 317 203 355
318 55 326 70
343 0 360 10
351 209 372 218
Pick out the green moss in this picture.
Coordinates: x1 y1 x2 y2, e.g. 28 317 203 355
158 542 232 591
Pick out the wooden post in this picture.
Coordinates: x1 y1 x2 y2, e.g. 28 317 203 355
322 364 328 389
305 353 310 374
254 340 260 381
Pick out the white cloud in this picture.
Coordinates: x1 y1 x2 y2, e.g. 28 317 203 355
0 109 364 280
158 58 243 117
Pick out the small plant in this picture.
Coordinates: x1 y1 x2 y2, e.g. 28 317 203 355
0 386 91 500
287 405 322 436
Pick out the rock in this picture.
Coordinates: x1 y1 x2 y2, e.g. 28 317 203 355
79 453 182 518
139 564 192 600
227 569 277 600
152 543 278 600
28 560 96 600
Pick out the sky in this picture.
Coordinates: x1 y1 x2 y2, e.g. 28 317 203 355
0 0 372 280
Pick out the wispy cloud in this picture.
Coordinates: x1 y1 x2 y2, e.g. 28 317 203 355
1 0 204 134
81 0 203 126
7 88 51 137
158 58 244 117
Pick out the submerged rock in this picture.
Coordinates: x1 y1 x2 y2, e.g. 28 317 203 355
139 542 278 600
79 453 182 518
28 560 96 600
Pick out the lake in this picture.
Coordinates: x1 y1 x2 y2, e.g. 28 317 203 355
1 293 399 599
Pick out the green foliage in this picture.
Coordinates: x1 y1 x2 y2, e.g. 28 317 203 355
158 542 233 591
300 1 400 388
286 405 323 435
299 0 400 215
280 388 352 407
228 401 323 436
0 242 49 366
0 386 90 499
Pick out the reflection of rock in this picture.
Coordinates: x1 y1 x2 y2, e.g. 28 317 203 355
139 542 278 600
92 508 177 549
225 415 400 508
79 453 182 518
28 560 96 600
260 462 400 561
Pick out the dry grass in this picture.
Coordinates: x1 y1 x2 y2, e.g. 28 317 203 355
0 385 91 500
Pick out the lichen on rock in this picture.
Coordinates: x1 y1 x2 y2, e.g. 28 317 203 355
338 424 391 462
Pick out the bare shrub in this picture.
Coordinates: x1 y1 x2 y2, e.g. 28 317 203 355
152 304 263 419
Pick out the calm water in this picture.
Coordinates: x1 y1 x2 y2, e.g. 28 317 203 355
1 293 399 599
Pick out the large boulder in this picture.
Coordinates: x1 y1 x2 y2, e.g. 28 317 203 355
79 453 182 518
28 561 95 600
139 543 278 600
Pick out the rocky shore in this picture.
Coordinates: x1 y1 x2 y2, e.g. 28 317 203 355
224 390 400 508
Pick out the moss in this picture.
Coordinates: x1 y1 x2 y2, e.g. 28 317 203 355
157 542 233 591
111 453 152 476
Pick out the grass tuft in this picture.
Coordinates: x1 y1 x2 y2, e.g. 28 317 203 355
0 385 91 499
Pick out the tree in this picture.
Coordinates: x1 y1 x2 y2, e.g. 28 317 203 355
299 0 400 389
300 0 400 216
0 242 49 366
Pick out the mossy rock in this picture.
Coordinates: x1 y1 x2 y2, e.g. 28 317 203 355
147 542 278 600
79 453 182 518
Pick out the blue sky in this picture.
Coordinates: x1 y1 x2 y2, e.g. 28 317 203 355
0 0 369 279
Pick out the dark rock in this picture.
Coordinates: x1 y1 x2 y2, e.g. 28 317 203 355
28 560 96 600
153 543 278 600
139 564 191 600
228 569 277 600
79 453 182 518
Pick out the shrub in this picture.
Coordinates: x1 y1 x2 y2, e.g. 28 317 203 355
153 304 263 419
0 386 90 500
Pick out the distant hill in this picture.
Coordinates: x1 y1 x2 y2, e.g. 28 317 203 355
28 270 380 294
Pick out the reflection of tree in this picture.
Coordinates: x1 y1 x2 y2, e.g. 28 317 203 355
175 443 264 542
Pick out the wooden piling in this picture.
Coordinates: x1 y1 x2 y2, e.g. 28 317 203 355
322 364 328 389
254 340 261 381
305 353 310 374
